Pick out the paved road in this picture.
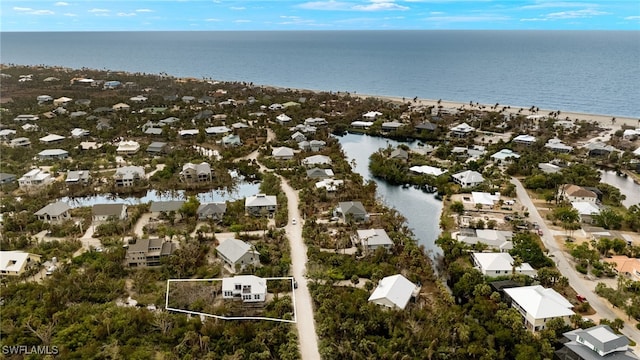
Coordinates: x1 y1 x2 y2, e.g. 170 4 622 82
511 178 640 343
280 176 322 359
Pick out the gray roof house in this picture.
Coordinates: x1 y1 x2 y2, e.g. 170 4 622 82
114 166 145 187
197 202 227 221
216 238 260 273
125 238 175 267
66 170 91 185
0 173 17 184
302 155 332 167
92 203 128 221
309 140 326 152
222 134 242 147
272 147 295 160
38 149 69 161
390 148 409 161
35 201 71 223
149 200 185 215
147 142 169 154
306 167 334 179
335 201 368 222
245 194 277 216
451 170 484 188
556 325 637 360
180 162 213 183
356 229 393 253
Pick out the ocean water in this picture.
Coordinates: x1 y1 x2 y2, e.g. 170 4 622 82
1 30 639 117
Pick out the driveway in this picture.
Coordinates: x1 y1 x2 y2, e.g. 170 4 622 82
280 176 322 360
511 178 640 343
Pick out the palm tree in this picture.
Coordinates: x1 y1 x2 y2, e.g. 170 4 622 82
511 255 523 278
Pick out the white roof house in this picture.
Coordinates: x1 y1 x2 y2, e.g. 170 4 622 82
272 147 295 160
512 134 536 145
39 134 65 143
18 169 53 189
245 194 277 216
315 178 344 192
0 251 41 276
216 238 260 273
356 229 393 252
457 229 514 252
276 113 292 124
572 201 601 223
38 149 69 160
472 252 536 277
351 121 374 129
545 138 573 153
559 325 637 360
116 140 140 155
368 274 418 310
302 155 332 166
179 129 199 137
491 149 520 162
504 285 575 332
112 102 131 111
363 111 383 120
409 165 447 176
471 192 501 206
450 122 475 137
205 126 232 135
222 275 267 303
451 170 484 188
71 128 90 138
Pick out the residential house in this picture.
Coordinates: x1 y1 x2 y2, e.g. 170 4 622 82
451 170 485 188
538 162 562 174
18 169 53 190
556 325 638 360
390 148 409 161
112 103 131 111
585 142 618 157
268 103 283 111
66 170 90 185
114 166 145 187
362 111 383 120
35 201 71 224
0 173 17 184
276 114 292 125
222 134 242 147
116 140 140 155
92 203 128 221
245 194 277 216
38 149 69 160
13 114 39 122
356 229 393 253
315 178 344 192
53 96 72 106
504 285 575 332
197 202 227 221
103 80 121 89
335 201 368 222
471 191 502 208
232 122 249 129
415 122 437 133
179 129 199 138
302 155 332 167
71 128 90 138
309 140 326 152
272 147 295 160
298 141 311 151
125 238 175 267
368 274 419 310
147 142 169 155
381 121 403 132
305 117 327 126
10 137 31 148
351 121 374 130
144 127 163 136
216 238 261 272
291 131 307 143
180 162 213 183
491 149 520 163
130 95 148 103
572 202 601 224
456 229 514 252
603 256 640 281
472 252 536 277
545 138 573 153
450 122 475 137
221 275 267 303
205 126 232 136
36 94 53 103
560 184 598 203
0 129 17 140
149 201 185 217
512 134 536 146
306 167 334 179
409 165 447 176
0 251 41 276
160 117 180 126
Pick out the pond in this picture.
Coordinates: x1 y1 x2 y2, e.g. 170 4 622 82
599 170 640 208
336 133 443 257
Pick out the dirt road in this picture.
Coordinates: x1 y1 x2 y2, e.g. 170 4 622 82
511 178 640 343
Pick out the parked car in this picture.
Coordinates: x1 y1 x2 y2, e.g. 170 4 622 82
576 294 587 303
291 218 297 225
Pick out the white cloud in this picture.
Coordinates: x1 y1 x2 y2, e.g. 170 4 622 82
299 0 408 11
520 1 596 10
429 11 444 15
13 7 33 11
31 10 55 15
230 7 246 10
546 9 608 19
117 12 136 17
55 2 70 6
426 15 510 22
63 13 77 16
624 15 640 20
353 1 409 11
234 19 251 23
205 18 221 21
89 8 110 13
298 1 352 11
136 9 154 13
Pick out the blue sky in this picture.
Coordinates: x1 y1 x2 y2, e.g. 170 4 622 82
1 1 639 31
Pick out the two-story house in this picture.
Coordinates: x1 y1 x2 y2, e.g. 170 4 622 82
216 238 261 273
222 275 267 303
180 162 213 183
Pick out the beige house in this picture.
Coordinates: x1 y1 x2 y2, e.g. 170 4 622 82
125 238 175 267
180 162 213 183
0 251 41 276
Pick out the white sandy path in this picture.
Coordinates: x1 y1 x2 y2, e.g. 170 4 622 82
511 178 640 345
280 177 321 360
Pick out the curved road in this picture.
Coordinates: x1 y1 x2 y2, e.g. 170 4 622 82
511 178 640 342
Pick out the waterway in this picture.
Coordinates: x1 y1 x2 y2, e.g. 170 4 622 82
336 133 443 257
599 171 640 209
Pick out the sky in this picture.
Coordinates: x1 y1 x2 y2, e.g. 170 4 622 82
1 0 639 31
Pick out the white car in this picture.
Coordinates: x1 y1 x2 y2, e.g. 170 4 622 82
292 219 297 225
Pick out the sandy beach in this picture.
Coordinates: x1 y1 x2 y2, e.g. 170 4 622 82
355 93 640 132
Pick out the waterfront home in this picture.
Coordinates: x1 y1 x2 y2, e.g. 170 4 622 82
272 147 295 160
512 134 536 146
18 169 53 190
149 201 185 217
116 140 140 155
302 155 332 167
197 202 227 221
381 121 403 132
335 201 368 222
471 192 501 208
572 202 601 224
504 285 574 332
147 142 169 155
112 103 131 111
35 201 71 224
356 228 393 253
307 167 334 179
114 166 145 187
216 238 260 273
368 274 418 310
491 149 520 163
389 148 408 161
65 170 90 185
71 128 90 138
556 325 637 360
315 178 344 192
451 170 484 188
472 252 536 277
351 121 374 130
363 111 383 120
415 122 437 133
13 114 39 122
0 173 17 184
309 140 326 152
291 131 307 143
450 122 475 138
545 138 573 153
222 134 242 147
603 256 640 282
538 162 562 174
276 114 292 125
456 229 514 252
245 194 277 217
0 251 41 276
409 165 447 176
304 117 327 126
93 203 128 222
39 134 66 144
585 142 619 157
10 137 31 148
560 184 598 203
222 275 267 303
125 238 175 267
180 162 213 183
38 149 69 160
